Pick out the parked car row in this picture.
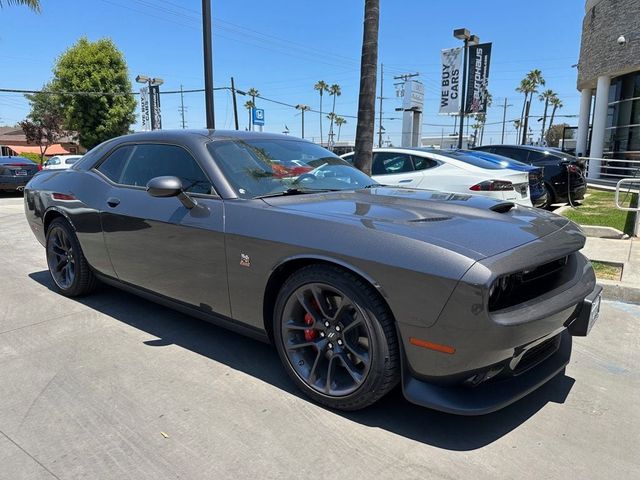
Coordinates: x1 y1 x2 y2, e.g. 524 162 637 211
0 156 40 193
473 145 587 207
341 149 535 207
1 154 83 194
23 129 601 415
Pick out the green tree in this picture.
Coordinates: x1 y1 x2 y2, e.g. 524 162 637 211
327 83 341 148
0 0 40 11
516 70 545 144
52 37 136 149
548 96 563 131
19 83 67 164
545 123 572 147
244 100 255 131
246 87 259 130
334 116 346 143
353 0 379 176
314 80 329 144
538 89 557 144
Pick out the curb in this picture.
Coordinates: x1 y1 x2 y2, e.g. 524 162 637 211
598 279 640 304
580 225 627 239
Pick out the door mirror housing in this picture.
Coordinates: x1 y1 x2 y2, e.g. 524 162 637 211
146 176 197 209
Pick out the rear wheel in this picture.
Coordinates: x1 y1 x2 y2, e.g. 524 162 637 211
46 217 97 297
273 265 400 410
543 183 556 209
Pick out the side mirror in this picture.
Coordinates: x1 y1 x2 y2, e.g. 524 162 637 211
146 176 197 209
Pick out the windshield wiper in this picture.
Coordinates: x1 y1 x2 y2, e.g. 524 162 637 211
255 187 339 199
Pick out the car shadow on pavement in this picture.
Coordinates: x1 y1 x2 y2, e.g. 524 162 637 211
29 270 575 452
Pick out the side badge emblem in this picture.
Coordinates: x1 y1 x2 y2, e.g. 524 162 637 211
240 253 251 268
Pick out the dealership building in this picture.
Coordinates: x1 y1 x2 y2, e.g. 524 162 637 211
576 0 640 181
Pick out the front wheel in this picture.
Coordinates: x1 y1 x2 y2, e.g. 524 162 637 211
273 265 400 410
46 217 97 297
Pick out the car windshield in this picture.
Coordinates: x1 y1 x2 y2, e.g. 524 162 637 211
207 138 376 199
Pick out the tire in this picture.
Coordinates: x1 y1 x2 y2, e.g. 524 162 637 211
273 264 400 410
543 183 556 210
45 217 97 297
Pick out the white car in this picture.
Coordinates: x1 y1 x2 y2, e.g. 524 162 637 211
43 155 83 170
341 148 533 206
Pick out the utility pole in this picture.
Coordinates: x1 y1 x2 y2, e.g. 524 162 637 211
377 63 384 148
179 85 187 129
230 77 239 130
202 0 215 129
500 97 512 143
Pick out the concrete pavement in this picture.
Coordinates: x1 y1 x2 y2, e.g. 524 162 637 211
582 236 640 303
1 194 639 479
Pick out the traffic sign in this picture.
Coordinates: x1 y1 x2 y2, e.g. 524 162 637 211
252 108 265 126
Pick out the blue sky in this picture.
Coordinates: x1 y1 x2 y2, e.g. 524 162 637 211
0 0 585 145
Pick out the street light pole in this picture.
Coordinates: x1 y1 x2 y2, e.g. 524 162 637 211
230 77 239 130
202 0 215 129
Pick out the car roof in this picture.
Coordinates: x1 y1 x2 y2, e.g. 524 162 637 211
121 129 306 144
478 144 571 155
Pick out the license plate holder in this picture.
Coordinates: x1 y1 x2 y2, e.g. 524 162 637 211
569 286 602 336
15 170 27 176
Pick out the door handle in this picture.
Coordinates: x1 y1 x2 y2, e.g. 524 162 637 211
398 179 413 183
107 197 121 208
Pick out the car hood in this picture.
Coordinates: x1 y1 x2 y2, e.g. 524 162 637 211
262 187 577 260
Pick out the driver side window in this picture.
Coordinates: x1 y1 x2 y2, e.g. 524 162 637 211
97 144 214 195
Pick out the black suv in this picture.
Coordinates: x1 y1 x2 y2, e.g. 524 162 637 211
473 145 586 207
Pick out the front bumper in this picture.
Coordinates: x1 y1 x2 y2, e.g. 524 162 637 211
397 223 598 415
402 329 572 415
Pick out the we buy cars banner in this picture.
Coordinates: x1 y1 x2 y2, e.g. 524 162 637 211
465 42 492 114
439 47 462 114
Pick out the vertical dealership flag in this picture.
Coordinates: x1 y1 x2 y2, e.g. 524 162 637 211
439 47 462 114
149 85 162 130
139 87 150 131
465 42 492 114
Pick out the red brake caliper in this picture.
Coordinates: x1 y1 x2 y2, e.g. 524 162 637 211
304 312 317 341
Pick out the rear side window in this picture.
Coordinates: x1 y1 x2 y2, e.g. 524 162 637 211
372 152 414 175
97 144 214 195
412 155 437 171
495 147 530 163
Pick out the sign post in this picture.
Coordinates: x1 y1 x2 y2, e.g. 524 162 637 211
252 108 265 129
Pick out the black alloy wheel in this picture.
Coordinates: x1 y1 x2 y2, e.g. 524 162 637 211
281 282 372 396
274 265 399 410
46 217 97 296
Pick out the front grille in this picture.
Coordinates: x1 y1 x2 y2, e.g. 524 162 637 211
513 334 561 375
488 255 573 311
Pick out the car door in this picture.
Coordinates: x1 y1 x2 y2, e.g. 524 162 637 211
371 152 422 187
95 143 231 317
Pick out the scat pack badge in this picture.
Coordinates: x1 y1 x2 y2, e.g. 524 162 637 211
240 253 251 268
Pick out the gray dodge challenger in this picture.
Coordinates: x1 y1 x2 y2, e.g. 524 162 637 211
23 130 602 414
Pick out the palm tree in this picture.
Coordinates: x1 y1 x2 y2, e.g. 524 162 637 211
314 80 329 144
295 104 310 138
513 119 522 140
0 0 40 11
548 96 563 131
479 92 492 145
244 100 255 131
335 116 346 143
518 70 545 144
246 88 259 131
353 0 379 176
538 89 557 145
327 83 342 148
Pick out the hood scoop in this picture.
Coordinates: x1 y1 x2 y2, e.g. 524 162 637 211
490 202 516 213
408 216 452 223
